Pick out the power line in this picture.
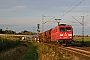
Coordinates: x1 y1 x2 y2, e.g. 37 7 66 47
42 0 85 28
46 0 85 24
44 17 55 24
62 0 79 15
61 0 85 18
72 16 82 24
43 0 80 24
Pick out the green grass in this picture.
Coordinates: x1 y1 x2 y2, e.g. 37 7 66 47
36 42 73 60
0 37 20 53
0 41 30 60
20 42 38 60
73 36 90 46
74 36 90 41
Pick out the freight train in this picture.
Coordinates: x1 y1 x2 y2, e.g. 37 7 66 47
38 24 73 45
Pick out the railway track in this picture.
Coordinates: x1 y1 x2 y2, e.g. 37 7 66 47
60 47 90 58
45 43 90 59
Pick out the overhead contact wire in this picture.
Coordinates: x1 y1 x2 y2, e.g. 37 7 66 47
61 0 85 18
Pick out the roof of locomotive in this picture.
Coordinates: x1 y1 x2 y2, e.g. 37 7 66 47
58 23 71 26
52 23 72 30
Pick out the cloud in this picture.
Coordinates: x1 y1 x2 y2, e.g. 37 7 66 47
14 6 27 9
0 5 27 12
0 9 11 12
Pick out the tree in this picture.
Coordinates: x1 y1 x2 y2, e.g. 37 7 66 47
5 30 16 34
18 30 35 35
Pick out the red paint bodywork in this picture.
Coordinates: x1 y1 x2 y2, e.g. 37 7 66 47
51 25 73 41
38 24 73 43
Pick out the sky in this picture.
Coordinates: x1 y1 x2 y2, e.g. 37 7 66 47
0 0 90 35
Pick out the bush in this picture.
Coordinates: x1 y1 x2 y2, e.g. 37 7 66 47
0 37 20 52
34 42 73 60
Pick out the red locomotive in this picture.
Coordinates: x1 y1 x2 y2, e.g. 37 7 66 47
38 24 73 45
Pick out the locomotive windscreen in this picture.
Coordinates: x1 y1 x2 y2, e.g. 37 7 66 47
60 27 71 32
66 27 71 32
60 28 65 32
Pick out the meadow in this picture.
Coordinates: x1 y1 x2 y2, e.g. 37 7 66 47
0 35 21 53
20 41 73 60
73 36 90 46
74 36 90 41
0 35 90 60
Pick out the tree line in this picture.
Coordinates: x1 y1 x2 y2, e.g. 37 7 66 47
0 29 37 35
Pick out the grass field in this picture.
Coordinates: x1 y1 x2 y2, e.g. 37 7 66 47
0 36 20 53
0 35 90 60
20 42 38 60
73 36 90 46
20 41 73 60
0 39 88 60
74 36 90 41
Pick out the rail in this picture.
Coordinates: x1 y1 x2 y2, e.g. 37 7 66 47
45 43 90 59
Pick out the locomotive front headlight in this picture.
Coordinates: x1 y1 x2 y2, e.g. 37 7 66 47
68 34 72 36
60 34 63 36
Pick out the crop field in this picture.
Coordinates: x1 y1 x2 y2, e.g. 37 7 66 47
73 36 90 46
74 36 90 41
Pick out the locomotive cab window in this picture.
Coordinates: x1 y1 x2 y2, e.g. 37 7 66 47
66 27 71 32
60 27 71 32
60 28 65 32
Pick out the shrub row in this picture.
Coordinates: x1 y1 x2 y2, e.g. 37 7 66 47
34 42 73 60
0 38 20 52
